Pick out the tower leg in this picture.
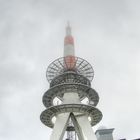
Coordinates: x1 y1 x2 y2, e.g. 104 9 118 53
70 113 84 140
76 115 97 140
50 113 70 140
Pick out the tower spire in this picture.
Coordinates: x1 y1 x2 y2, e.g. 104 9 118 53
66 21 71 36
64 22 74 56
64 22 75 69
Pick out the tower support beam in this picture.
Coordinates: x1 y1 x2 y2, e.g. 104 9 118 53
70 113 84 140
76 114 97 140
50 113 70 140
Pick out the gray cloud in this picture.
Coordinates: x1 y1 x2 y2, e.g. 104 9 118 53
0 0 140 139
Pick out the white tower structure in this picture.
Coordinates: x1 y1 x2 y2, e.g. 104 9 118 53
40 24 102 140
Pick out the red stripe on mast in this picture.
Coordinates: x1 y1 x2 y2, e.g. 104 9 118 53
64 23 76 70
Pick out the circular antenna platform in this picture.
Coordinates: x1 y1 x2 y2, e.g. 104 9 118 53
46 57 94 83
40 104 102 128
43 83 99 108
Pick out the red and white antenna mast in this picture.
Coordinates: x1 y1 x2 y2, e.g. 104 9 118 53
64 22 75 56
64 22 76 69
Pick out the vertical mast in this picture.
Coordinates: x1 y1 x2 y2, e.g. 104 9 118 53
64 22 75 70
64 22 75 57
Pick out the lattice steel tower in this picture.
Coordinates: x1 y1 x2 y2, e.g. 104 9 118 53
40 24 103 140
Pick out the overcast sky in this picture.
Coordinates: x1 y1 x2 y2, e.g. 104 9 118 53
0 0 140 140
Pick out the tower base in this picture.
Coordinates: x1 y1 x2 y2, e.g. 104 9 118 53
50 113 97 140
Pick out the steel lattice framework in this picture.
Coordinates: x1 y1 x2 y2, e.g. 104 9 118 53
46 57 94 83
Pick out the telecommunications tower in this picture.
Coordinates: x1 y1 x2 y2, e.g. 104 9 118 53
40 24 102 140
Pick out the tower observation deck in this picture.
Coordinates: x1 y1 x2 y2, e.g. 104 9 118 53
40 24 102 140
